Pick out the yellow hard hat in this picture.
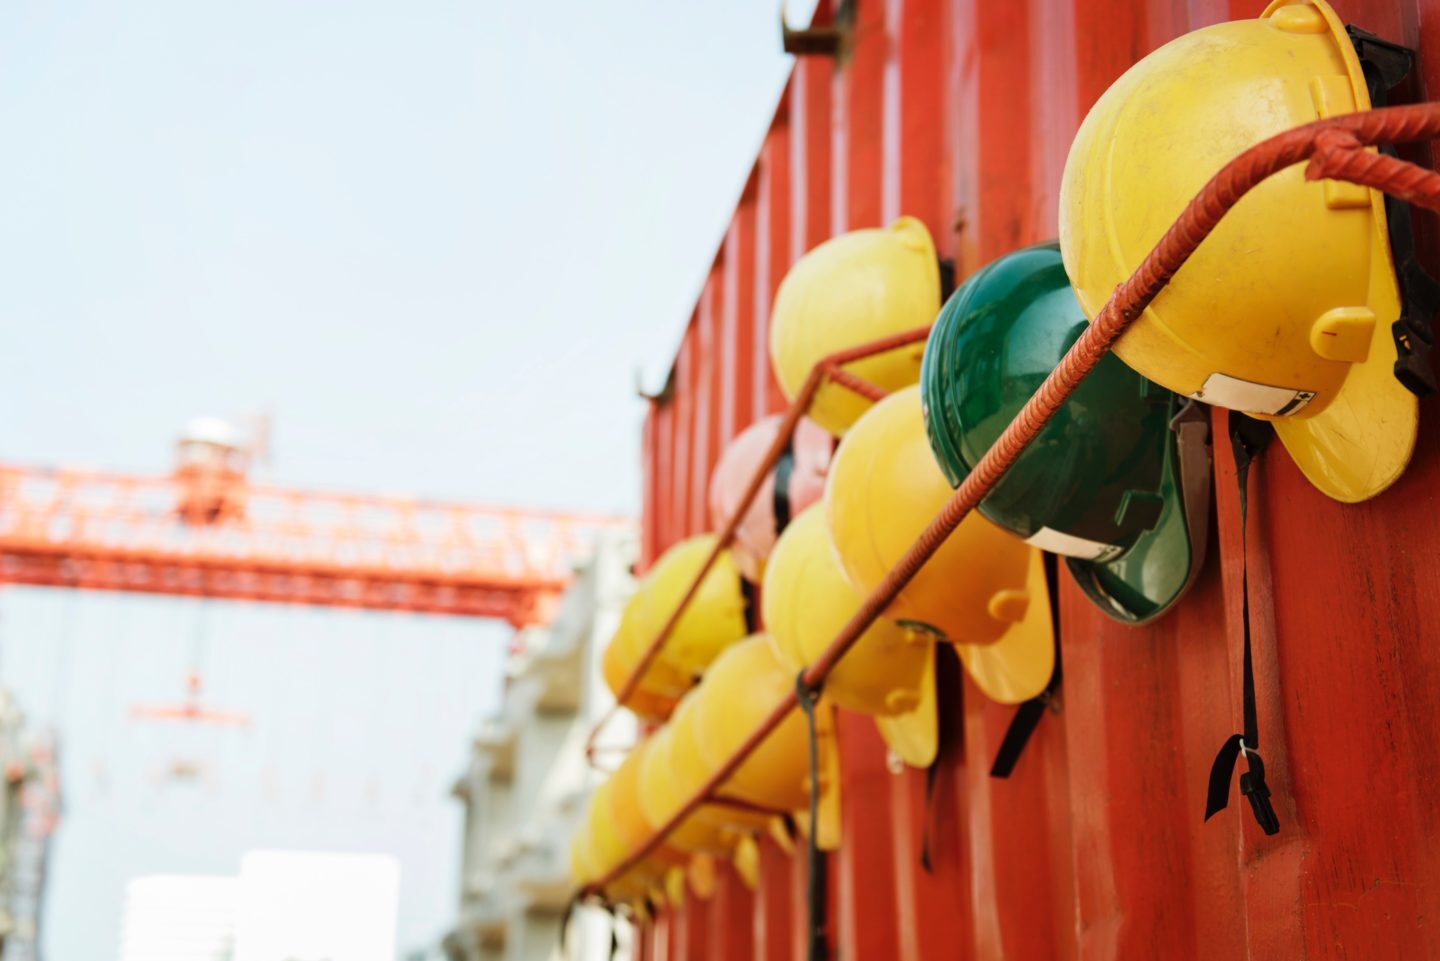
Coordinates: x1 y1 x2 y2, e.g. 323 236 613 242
634 534 749 680
692 635 838 821
601 626 681 722
637 709 734 856
826 386 1053 704
769 217 941 437
763 503 937 768
584 779 625 875
1059 0 1412 503
667 686 774 840
607 739 685 879
582 779 648 902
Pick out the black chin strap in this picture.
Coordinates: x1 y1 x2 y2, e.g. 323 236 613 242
558 895 578 954
741 436 799 632
1204 415 1280 836
741 577 761 633
918 754 941 873
918 644 961 873
990 553 1063 779
772 438 796 532
794 672 830 961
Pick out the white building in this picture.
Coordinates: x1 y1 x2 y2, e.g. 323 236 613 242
118 876 238 961
119 852 399 961
442 529 638 961
234 851 399 961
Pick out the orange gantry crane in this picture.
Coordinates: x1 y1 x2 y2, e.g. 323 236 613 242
0 419 631 629
0 420 623 955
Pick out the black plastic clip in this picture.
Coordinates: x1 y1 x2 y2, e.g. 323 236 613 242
1238 749 1281 837
1346 26 1415 96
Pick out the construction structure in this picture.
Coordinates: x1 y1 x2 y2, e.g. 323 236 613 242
0 419 629 956
444 529 638 961
0 695 59 961
0 418 627 628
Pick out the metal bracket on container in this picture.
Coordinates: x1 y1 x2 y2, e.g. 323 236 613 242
781 0 853 57
635 365 676 404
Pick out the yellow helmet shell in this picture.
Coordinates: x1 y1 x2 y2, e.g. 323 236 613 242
769 217 940 437
827 386 1027 644
585 779 627 877
1059 0 1412 503
607 739 685 877
635 534 749 680
581 779 649 902
825 386 1054 703
762 504 937 767
601 625 682 721
693 634 830 812
668 686 772 838
638 709 732 855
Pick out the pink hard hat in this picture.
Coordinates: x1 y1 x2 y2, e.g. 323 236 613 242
708 415 832 582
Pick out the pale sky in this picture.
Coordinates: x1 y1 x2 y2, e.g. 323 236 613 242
0 1 815 957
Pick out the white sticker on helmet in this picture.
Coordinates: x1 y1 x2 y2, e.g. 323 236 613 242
1023 527 1124 562
1189 373 1316 417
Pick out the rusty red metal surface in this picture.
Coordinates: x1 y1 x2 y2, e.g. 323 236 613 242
633 0 1440 957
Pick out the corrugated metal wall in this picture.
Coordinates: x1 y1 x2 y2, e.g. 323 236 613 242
635 0 1440 957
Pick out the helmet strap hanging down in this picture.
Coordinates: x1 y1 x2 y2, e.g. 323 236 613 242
1204 415 1280 836
1347 26 1440 396
772 438 797 531
558 894 578 955
794 671 830 961
990 553 1064 779
741 577 761 634
918 644 962 873
741 436 800 633
937 257 957 301
1169 398 1214 601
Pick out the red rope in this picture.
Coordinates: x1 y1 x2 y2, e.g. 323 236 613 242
1305 127 1440 208
583 326 930 765
581 103 1440 898
819 362 891 402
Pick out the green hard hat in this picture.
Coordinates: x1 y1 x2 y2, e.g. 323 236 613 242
920 242 1210 624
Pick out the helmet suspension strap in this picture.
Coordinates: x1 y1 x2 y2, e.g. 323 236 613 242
1346 27 1440 396
990 554 1064 779
1204 415 1280 836
794 671 830 961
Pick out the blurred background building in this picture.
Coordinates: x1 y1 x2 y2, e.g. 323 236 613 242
119 851 400 961
118 875 238 961
0 695 59 961
443 530 638 961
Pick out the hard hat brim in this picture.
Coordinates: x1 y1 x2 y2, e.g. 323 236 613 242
956 549 1055 703
1066 398 1211 623
873 643 939 768
1271 264 1417 503
1264 0 1418 503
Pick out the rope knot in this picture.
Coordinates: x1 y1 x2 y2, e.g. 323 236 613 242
1305 127 1367 183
